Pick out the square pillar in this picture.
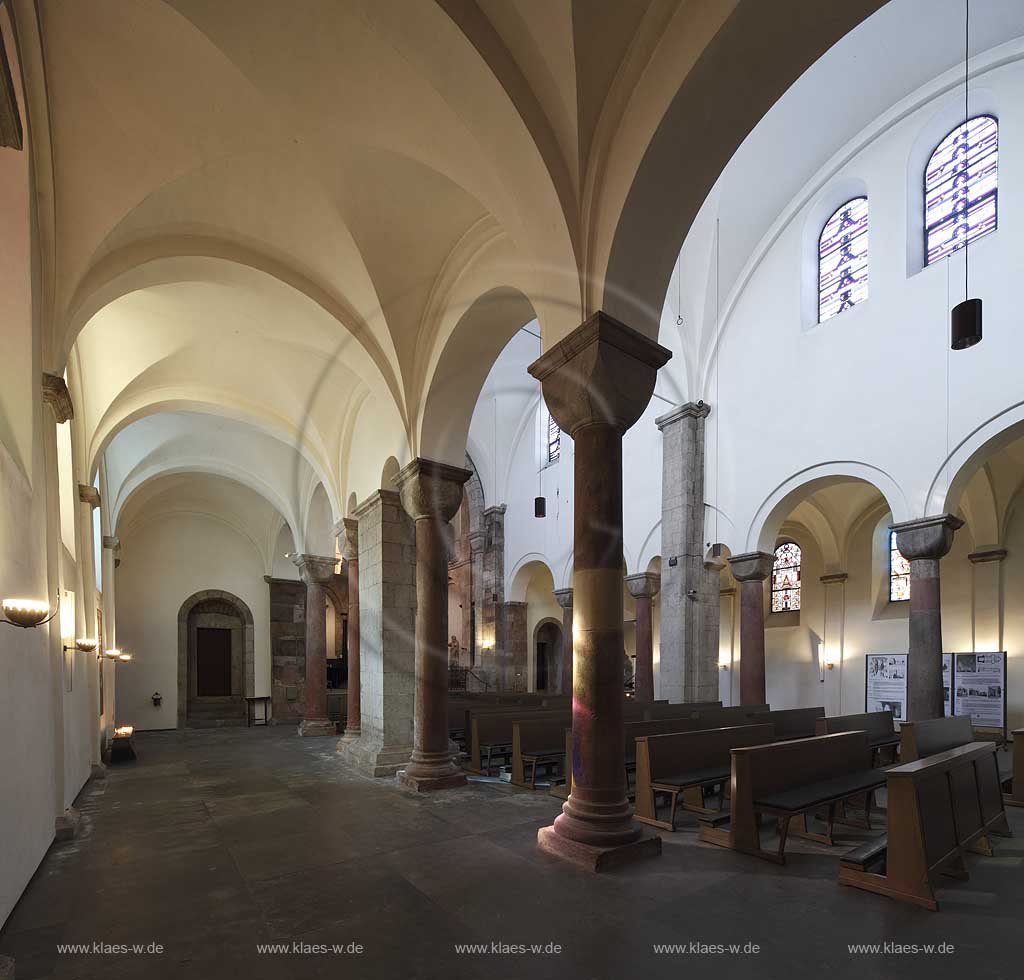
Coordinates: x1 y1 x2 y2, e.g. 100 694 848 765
336 490 416 775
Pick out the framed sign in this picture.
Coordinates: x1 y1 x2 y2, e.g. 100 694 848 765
865 654 908 722
951 651 1007 734
942 653 953 717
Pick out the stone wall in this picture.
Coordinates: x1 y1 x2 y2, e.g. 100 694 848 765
267 577 306 725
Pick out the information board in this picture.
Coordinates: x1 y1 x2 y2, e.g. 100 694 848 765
942 653 953 717
951 651 1006 732
865 654 908 722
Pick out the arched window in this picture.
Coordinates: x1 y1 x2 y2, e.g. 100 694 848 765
925 115 998 266
545 406 560 465
771 542 801 612
818 197 868 323
889 530 911 602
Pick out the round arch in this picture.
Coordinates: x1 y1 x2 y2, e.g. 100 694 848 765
176 589 255 729
746 462 909 554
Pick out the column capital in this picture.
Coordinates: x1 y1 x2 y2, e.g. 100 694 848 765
891 514 964 561
968 546 1007 564
339 518 359 561
78 484 101 508
395 457 470 523
624 572 660 600
727 551 774 582
552 588 573 609
483 504 507 518
528 311 671 436
352 488 401 520
291 553 336 585
102 535 120 551
655 400 711 431
42 372 74 423
819 572 848 585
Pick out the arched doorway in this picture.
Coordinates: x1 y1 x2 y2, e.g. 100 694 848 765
534 619 562 693
177 590 255 728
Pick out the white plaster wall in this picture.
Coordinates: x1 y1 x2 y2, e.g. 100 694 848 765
115 512 272 730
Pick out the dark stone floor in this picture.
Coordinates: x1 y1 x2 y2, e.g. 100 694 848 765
2 728 1022 980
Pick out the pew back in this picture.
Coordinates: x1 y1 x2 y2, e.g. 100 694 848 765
765 706 826 739
815 710 896 743
839 741 1011 909
692 705 770 729
900 716 974 762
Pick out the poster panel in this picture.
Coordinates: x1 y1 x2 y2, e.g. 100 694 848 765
865 654 908 722
942 653 953 717
952 652 1006 732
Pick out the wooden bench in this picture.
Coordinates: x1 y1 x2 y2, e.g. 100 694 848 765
464 707 568 774
899 716 974 763
838 741 1012 910
550 714 709 800
765 706 825 740
699 732 885 863
511 715 573 788
816 710 900 764
691 705 770 730
634 724 775 830
643 700 722 720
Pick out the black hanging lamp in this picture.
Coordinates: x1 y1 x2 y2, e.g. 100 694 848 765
952 0 982 351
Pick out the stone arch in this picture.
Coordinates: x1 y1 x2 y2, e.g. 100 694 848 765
747 463 909 554
177 589 255 729
601 1 883 340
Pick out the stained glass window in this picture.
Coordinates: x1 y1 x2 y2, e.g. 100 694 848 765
771 542 801 613
889 530 910 602
546 409 560 465
925 115 997 266
818 197 868 323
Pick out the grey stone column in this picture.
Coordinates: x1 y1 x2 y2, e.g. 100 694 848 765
625 572 660 702
292 554 338 737
336 490 416 775
396 458 471 792
340 519 361 739
892 514 963 720
656 402 714 702
553 588 574 695
727 552 774 706
530 310 669 871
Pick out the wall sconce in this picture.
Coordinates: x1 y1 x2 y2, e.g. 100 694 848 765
1 596 59 629
152 692 162 707
117 653 133 662
103 648 123 660
64 638 98 654
718 654 730 671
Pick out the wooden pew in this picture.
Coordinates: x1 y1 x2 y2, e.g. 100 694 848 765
643 700 722 720
816 710 900 765
1006 728 1024 807
691 705 770 729
511 715 571 788
634 724 775 830
547 716 704 798
464 707 568 774
899 716 974 763
838 741 1012 910
699 732 885 863
765 706 825 740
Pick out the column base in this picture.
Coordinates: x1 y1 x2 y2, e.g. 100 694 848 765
336 735 413 777
297 719 337 737
340 725 362 741
537 824 661 872
90 762 107 781
55 806 81 842
0 954 13 980
397 768 468 793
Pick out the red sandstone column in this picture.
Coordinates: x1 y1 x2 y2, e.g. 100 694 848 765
341 519 361 738
530 311 670 871
395 458 470 791
553 588 573 695
892 515 963 720
293 554 338 736
727 552 774 707
625 572 660 702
